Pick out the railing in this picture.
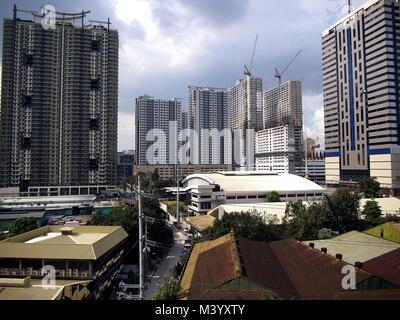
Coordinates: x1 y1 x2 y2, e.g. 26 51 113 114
0 267 93 279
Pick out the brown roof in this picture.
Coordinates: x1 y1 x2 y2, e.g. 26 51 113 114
180 233 397 300
236 235 299 300
186 215 215 231
270 239 371 300
199 289 279 300
334 290 400 300
363 248 400 286
189 240 238 299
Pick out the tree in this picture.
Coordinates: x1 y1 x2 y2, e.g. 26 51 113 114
284 188 362 240
89 213 107 226
150 276 181 300
266 191 281 203
197 211 282 243
9 217 38 237
363 200 382 225
358 177 380 198
323 188 361 233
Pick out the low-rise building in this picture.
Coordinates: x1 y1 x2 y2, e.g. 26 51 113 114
304 231 400 265
180 232 400 300
0 225 128 300
181 171 325 215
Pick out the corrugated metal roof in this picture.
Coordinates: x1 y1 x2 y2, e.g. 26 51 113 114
181 233 374 300
236 235 299 300
186 215 215 231
363 248 400 286
365 222 400 243
180 233 238 299
0 226 128 260
270 239 371 300
304 231 400 265
334 290 400 300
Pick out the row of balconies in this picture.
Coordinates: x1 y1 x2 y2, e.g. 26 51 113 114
0 267 93 279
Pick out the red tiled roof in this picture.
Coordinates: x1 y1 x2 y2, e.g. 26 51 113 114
363 248 400 286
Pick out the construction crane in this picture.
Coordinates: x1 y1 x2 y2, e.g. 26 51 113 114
244 34 259 76
274 49 302 86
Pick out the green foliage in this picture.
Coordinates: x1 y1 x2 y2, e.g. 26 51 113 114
90 199 172 247
284 188 361 240
363 200 382 225
165 201 187 218
150 276 181 300
358 177 380 198
9 217 38 237
197 211 282 243
284 201 329 240
266 191 281 203
323 188 361 233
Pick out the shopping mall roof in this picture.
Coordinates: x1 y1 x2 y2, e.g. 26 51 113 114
0 226 128 260
304 231 400 265
182 171 325 194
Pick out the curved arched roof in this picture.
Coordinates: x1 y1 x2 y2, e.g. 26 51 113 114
183 171 325 194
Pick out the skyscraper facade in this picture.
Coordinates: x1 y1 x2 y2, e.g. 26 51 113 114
227 75 263 169
0 8 118 190
322 0 400 193
135 96 181 166
188 86 229 164
258 80 303 173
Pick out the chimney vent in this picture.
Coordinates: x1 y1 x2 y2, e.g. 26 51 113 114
336 253 343 261
309 243 315 249
321 247 327 254
355 261 363 269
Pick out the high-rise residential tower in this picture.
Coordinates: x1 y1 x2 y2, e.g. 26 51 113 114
228 75 263 170
258 80 303 173
188 86 229 164
135 96 181 166
322 0 400 194
0 7 118 190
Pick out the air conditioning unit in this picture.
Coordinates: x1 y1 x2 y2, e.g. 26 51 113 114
59 270 65 277
32 270 39 276
27 267 33 275
66 269 72 277
73 269 79 277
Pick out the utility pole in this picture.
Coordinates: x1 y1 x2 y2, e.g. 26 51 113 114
176 121 180 225
138 173 144 300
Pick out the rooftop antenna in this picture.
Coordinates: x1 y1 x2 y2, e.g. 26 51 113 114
348 0 352 14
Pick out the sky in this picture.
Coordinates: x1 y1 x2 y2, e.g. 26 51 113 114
0 0 366 151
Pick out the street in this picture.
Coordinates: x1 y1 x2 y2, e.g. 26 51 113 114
143 216 187 299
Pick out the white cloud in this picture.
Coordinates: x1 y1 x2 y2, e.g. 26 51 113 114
118 112 135 150
303 93 324 149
